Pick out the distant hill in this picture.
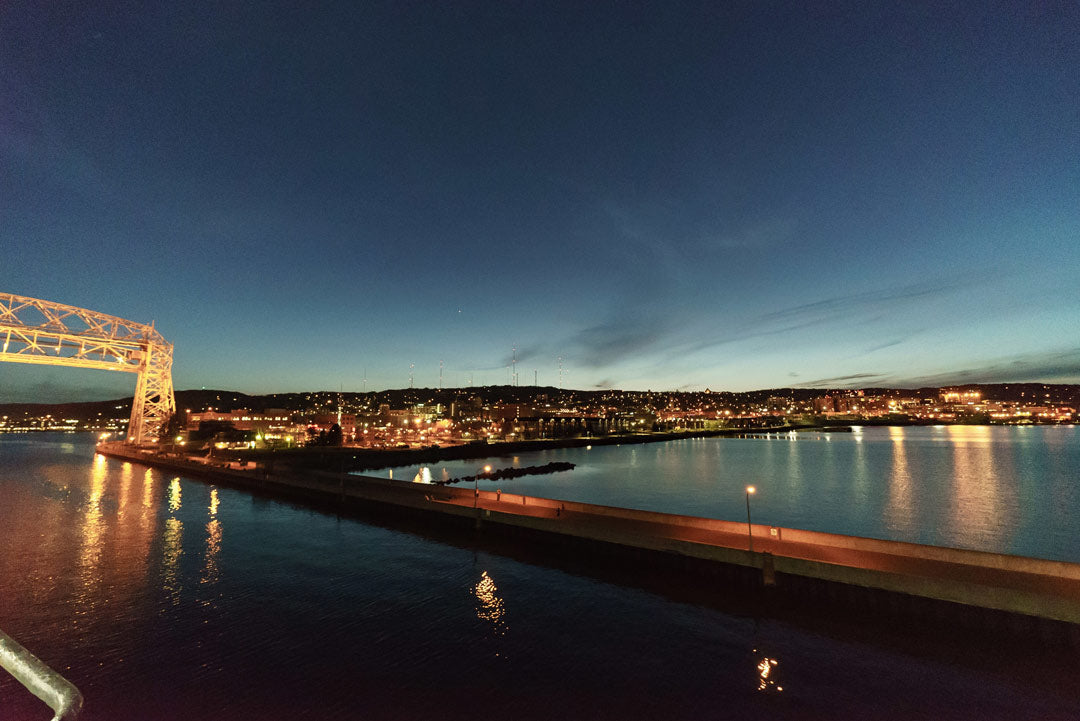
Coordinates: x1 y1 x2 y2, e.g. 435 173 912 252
1 383 1077 424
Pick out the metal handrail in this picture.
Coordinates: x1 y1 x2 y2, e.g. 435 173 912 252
0 629 83 720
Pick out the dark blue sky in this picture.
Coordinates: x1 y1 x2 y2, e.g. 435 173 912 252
3 1 1079 401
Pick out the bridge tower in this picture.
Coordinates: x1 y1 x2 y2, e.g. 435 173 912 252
0 292 175 446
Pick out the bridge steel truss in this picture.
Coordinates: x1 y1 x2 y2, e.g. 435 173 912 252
0 292 175 446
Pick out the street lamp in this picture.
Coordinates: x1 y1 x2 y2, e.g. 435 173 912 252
476 465 492 509
745 486 756 552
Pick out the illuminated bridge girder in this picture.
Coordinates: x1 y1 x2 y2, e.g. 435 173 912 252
0 292 175 445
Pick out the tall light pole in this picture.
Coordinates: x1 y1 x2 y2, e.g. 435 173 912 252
476 465 492 510
745 486 756 552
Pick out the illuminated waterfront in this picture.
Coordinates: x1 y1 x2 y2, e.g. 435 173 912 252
2 432 1079 719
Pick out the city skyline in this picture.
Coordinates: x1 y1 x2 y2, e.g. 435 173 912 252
3 3 1079 403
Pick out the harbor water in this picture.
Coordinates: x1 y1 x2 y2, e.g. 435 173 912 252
1 430 1079 719
376 425 1080 563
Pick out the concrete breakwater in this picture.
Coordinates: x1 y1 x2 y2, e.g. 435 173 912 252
435 461 575 485
96 442 1080 641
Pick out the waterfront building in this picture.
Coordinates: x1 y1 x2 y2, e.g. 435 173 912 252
185 408 303 446
185 409 295 434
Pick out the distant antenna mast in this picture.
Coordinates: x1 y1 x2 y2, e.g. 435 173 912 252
512 345 518 386
362 368 367 393
439 359 444 390
558 356 564 389
337 384 342 426
534 369 538 386
409 363 414 389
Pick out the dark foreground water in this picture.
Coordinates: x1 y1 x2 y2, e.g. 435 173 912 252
2 432 1079 719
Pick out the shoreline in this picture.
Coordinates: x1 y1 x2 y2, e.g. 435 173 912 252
234 427 771 471
211 420 1076 471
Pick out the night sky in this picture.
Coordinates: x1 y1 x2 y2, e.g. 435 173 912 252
3 2 1079 402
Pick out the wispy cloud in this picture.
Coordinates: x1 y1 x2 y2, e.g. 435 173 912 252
790 372 891 389
757 281 955 325
601 199 797 262
671 281 954 360
897 348 1080 387
497 344 543 367
569 315 669 368
840 337 914 361
712 217 797 250
863 339 904 354
672 317 832 359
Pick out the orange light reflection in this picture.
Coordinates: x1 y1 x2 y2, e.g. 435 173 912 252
473 571 507 638
754 650 783 693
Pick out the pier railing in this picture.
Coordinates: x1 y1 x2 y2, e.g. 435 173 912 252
0 629 82 720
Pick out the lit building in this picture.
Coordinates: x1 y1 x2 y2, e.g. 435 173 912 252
186 409 296 435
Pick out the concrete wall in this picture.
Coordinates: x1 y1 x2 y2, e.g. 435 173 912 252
464 485 1080 580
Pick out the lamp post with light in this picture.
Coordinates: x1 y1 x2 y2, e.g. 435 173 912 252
476 464 492 510
745 486 756 552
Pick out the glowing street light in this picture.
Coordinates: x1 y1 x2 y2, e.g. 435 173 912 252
745 485 756 552
476 465 492 509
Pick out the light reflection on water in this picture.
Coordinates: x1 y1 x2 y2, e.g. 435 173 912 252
168 477 182 513
202 519 222 587
162 477 185 605
203 488 222 586
851 428 869 506
77 453 108 607
142 465 155 510
162 518 183 605
948 426 1010 548
473 570 507 639
884 426 914 533
755 652 782 693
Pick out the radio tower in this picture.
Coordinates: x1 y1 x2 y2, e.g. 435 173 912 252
558 356 564 389
409 363 414 389
512 345 518 386
439 359 444 390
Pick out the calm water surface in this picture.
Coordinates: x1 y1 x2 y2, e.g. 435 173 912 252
378 425 1080 562
1 432 1078 719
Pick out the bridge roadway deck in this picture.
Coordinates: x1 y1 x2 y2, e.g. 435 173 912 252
97 444 1080 628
